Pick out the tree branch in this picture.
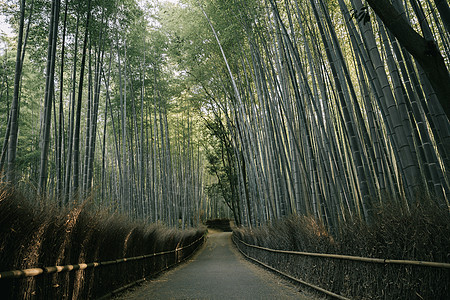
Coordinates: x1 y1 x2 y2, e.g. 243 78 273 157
367 0 450 119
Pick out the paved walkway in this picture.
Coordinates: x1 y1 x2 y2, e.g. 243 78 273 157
118 232 315 299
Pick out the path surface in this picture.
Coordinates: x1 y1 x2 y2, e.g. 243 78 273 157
118 232 315 299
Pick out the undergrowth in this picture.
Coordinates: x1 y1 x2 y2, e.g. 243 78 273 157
0 185 206 299
234 199 450 299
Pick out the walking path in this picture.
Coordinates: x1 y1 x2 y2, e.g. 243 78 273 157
117 232 316 299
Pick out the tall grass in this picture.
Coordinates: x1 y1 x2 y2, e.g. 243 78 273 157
234 199 450 299
0 185 206 299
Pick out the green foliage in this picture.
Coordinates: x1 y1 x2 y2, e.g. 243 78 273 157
1 0 447 230
202 112 240 219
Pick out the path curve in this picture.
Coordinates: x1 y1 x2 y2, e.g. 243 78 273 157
117 232 315 299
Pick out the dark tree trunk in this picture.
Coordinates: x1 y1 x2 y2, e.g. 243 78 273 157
7 0 26 185
64 12 80 203
39 0 61 195
73 0 92 197
367 0 450 119
56 0 69 204
434 0 450 34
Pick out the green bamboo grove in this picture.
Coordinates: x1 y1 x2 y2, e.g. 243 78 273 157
0 0 448 230
185 0 450 228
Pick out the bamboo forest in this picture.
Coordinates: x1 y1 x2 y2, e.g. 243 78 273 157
0 0 449 298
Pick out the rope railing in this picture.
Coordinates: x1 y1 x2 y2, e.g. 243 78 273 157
0 233 206 279
233 236 450 269
97 233 207 300
232 236 350 300
233 234 450 299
